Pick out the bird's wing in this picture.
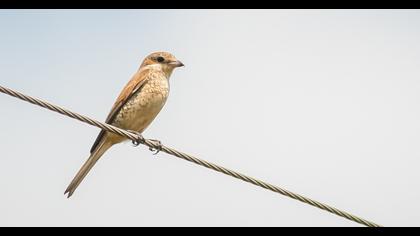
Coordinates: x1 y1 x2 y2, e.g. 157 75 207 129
90 68 151 153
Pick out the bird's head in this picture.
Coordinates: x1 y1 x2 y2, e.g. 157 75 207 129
140 51 184 77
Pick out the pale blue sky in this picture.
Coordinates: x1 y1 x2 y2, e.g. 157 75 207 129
1 9 420 226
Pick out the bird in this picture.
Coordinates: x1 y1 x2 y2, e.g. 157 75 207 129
64 51 184 198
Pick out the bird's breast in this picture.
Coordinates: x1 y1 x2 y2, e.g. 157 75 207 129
113 76 170 133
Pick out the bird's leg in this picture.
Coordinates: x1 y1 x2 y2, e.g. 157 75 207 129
127 130 145 147
127 130 162 155
148 139 163 155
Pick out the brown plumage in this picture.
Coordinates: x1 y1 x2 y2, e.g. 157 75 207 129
64 51 184 198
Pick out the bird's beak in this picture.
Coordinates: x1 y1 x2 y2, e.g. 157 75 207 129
169 60 184 67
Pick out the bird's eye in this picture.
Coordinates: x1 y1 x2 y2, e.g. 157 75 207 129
156 56 165 63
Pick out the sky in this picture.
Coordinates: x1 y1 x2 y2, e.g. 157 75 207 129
0 9 420 227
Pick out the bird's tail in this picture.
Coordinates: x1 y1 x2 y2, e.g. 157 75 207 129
64 140 112 198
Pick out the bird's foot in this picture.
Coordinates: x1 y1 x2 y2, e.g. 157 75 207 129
127 130 145 147
127 130 162 155
148 139 162 155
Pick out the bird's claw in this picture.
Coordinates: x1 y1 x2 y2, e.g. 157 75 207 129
127 130 161 155
127 130 145 147
148 139 162 155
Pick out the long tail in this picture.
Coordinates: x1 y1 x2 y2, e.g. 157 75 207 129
64 141 113 198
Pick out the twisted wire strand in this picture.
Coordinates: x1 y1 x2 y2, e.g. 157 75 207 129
0 84 381 227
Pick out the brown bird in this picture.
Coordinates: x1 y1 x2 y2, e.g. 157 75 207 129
64 51 184 198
